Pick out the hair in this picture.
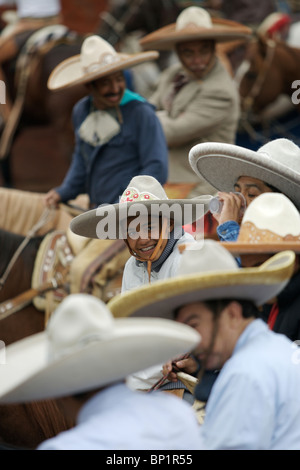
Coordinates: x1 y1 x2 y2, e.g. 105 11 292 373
263 181 281 192
174 298 259 320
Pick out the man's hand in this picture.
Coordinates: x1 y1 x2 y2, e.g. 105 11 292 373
43 189 61 208
162 355 198 382
213 191 245 225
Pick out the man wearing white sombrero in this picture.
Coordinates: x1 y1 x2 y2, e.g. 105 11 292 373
189 137 300 244
108 240 300 450
43 34 168 210
70 174 212 392
0 293 203 450
220 192 300 343
139 6 251 199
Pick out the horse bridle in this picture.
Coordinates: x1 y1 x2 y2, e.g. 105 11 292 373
238 38 276 143
240 38 276 116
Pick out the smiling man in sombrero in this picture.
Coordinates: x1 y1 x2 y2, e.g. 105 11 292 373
70 174 212 290
43 34 168 210
70 174 212 392
108 239 300 450
139 6 252 198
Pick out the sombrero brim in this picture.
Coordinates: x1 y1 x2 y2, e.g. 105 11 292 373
70 196 213 239
0 317 200 404
47 50 159 90
189 142 300 211
140 18 252 50
108 251 295 320
220 242 300 255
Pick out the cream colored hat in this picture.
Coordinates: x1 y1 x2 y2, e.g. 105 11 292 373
0 294 200 404
189 138 300 211
221 193 300 255
108 239 295 320
47 35 159 90
139 6 252 51
70 175 213 239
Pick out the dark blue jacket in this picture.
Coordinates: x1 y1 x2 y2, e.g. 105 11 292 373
55 91 168 206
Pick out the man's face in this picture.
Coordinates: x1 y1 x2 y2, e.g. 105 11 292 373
125 215 174 261
176 40 215 78
87 71 126 109
234 176 275 208
176 302 239 370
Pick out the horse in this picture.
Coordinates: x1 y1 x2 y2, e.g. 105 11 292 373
236 35 300 148
0 227 75 449
0 215 129 448
0 26 88 191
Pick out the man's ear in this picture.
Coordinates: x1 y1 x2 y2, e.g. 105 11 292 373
226 301 243 325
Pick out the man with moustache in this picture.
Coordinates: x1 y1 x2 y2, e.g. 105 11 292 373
44 35 168 209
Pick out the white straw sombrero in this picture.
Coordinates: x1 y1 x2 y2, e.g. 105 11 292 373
140 6 252 51
221 193 300 255
70 175 213 239
0 294 200 404
189 138 300 211
108 239 295 320
48 34 159 90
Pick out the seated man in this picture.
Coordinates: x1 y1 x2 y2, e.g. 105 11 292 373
139 6 251 198
0 293 202 450
70 174 212 391
108 239 300 450
188 137 300 242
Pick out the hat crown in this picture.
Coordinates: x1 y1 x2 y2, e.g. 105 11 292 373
120 175 168 203
47 294 114 361
175 6 212 31
177 239 239 276
257 138 300 174
80 35 119 74
240 193 300 238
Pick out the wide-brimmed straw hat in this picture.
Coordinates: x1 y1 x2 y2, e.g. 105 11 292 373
70 175 213 239
189 138 300 211
221 193 300 255
139 6 252 51
108 239 295 320
47 35 159 90
0 294 200 404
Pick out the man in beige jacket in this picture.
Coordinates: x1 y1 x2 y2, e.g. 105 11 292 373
140 6 251 198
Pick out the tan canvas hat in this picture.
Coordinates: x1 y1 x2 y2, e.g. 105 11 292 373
139 6 252 51
0 294 200 404
221 193 300 255
47 34 159 90
108 239 295 320
70 175 213 239
189 138 300 211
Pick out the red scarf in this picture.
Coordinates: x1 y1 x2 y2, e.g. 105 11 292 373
267 302 279 330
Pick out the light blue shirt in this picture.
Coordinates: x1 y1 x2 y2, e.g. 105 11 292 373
199 319 300 450
37 382 203 450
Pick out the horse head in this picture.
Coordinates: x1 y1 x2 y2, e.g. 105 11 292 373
238 35 300 117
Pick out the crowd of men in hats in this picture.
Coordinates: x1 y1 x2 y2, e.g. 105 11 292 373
0 3 300 451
